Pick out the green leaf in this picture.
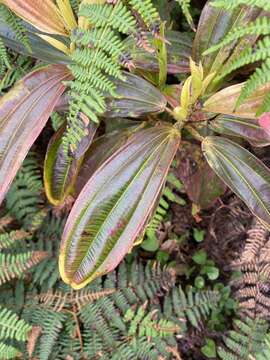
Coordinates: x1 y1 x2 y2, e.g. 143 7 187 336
195 276 205 289
193 228 205 242
59 124 180 289
104 72 167 118
44 121 97 206
192 250 207 265
201 338 217 358
202 136 270 229
0 65 70 206
204 266 219 281
210 114 270 147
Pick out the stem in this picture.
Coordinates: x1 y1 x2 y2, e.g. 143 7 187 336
185 125 204 142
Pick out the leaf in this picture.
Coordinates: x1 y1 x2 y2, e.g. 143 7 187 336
105 72 167 118
74 125 145 197
0 64 70 205
192 1 261 87
2 0 68 35
44 121 97 206
0 19 70 64
59 124 180 289
176 142 226 208
123 31 192 74
202 136 270 229
210 114 270 147
203 82 270 118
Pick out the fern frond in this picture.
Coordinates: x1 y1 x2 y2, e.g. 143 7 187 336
0 306 32 341
0 4 31 52
128 0 160 30
0 230 28 250
218 317 268 360
164 286 220 329
212 0 270 12
204 17 270 55
256 333 270 360
237 58 270 107
0 251 48 285
176 0 195 31
5 153 43 229
0 342 21 359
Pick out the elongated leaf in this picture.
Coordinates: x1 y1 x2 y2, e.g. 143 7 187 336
210 115 270 147
192 1 261 89
177 142 226 208
0 19 70 64
202 136 270 229
75 125 145 197
59 124 181 289
2 0 67 35
105 72 167 118
123 31 192 74
203 82 270 118
44 120 97 206
0 65 70 205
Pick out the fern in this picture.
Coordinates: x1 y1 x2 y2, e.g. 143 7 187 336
0 306 32 341
212 0 270 12
207 1 270 114
0 4 31 60
218 317 268 360
175 0 195 31
164 286 220 329
256 333 270 360
0 342 21 360
141 172 184 252
64 0 160 156
5 153 44 230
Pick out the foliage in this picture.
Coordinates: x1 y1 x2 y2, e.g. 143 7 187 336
206 0 270 114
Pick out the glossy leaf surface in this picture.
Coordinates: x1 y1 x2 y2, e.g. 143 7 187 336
192 1 261 88
105 72 167 118
210 115 270 147
74 125 144 197
123 31 192 74
202 136 270 229
0 65 70 205
0 19 70 64
2 0 67 35
59 124 180 289
177 142 226 208
44 121 97 206
203 82 270 118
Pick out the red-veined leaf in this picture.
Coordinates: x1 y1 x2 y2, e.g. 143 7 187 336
202 136 270 229
0 64 70 205
2 0 68 35
59 124 181 289
210 114 270 147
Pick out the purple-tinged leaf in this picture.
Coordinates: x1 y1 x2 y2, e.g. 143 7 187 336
59 124 180 289
0 64 70 205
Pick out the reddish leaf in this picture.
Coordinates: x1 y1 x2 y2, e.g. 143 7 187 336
2 0 67 35
176 142 226 209
59 124 180 289
0 65 70 205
